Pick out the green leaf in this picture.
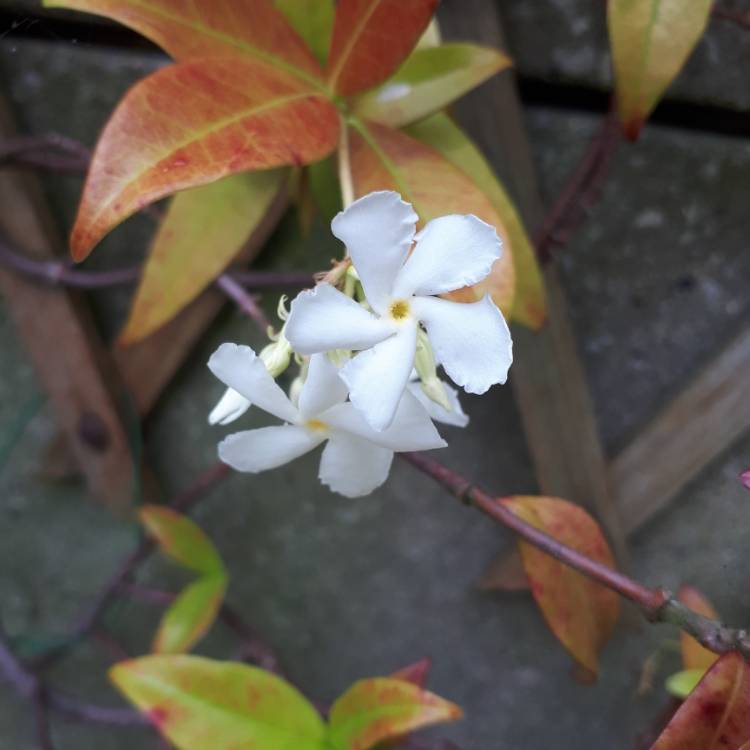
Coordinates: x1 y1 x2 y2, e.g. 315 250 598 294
327 677 462 750
139 505 224 576
308 156 342 225
406 113 545 328
153 575 227 655
665 668 706 699
110 655 326 750
274 0 334 65
353 43 511 128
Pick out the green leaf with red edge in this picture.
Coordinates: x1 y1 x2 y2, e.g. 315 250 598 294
110 654 326 750
139 505 224 576
119 170 285 345
353 43 511 128
153 575 227 655
502 496 620 676
327 678 462 750
43 0 324 81
349 118 515 315
679 585 720 672
653 652 750 749
275 0 334 65
607 0 711 140
390 659 430 688
406 112 545 328
327 0 437 96
70 57 339 260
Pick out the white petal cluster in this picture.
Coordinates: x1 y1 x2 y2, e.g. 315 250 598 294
207 191 513 498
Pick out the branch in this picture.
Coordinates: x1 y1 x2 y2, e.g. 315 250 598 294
215 273 271 331
712 4 750 29
402 452 750 660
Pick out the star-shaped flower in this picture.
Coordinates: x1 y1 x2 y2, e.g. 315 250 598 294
285 191 513 431
208 343 446 498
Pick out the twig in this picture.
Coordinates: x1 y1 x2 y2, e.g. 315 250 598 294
712 4 750 28
216 273 271 330
337 120 355 209
32 687 53 750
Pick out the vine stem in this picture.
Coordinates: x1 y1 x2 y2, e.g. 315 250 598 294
337 119 355 210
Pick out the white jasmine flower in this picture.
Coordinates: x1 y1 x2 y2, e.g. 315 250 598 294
285 191 513 431
207 343 446 498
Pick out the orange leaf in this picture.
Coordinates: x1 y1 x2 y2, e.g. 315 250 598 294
679 585 720 672
502 496 620 675
327 0 437 96
476 549 529 592
71 57 339 260
349 119 515 315
652 652 750 749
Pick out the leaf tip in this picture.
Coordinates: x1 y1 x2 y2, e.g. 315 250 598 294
622 117 644 142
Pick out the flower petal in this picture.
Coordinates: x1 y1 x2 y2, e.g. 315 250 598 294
331 191 417 314
412 295 513 394
286 283 394 354
208 387 252 426
207 343 298 423
298 353 349 418
407 381 469 428
392 214 501 298
323 390 446 452
218 425 322 473
318 435 394 497
339 322 417 431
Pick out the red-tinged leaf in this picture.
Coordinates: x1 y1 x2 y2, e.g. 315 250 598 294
390 659 431 689
608 0 712 140
71 57 339 260
43 0 324 80
652 652 750 749
139 505 224 576
406 113 545 328
275 0 334 65
502 496 620 675
110 655 326 750
349 119 515 315
327 0 437 96
476 549 529 592
678 586 720 672
153 575 227 655
740 470 750 491
327 678 462 750
119 170 285 344
354 43 511 128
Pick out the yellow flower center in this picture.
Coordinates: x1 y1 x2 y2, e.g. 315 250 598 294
388 299 410 321
305 418 328 433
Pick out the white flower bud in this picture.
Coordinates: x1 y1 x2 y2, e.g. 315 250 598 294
259 337 292 378
420 375 451 411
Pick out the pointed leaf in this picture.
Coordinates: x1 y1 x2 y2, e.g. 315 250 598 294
44 0 323 80
390 659 430 689
665 668 706 699
354 43 511 128
119 170 285 344
349 119 515 314
608 0 712 140
406 113 545 328
653 652 750 749
139 505 224 576
110 655 325 750
678 585 720 671
327 0 437 96
275 0 334 65
328 678 462 750
71 57 339 260
153 575 227 655
502 496 620 675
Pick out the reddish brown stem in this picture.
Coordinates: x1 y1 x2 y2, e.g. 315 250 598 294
712 4 750 28
216 273 271 330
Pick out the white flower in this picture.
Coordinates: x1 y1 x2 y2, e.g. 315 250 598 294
285 191 513 431
207 343 446 498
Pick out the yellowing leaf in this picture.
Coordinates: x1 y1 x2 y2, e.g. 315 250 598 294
406 113 545 328
678 585 720 672
275 0 334 65
110 655 326 750
608 0 712 140
665 668 706 699
119 170 285 344
354 43 511 128
328 678 462 750
502 496 620 675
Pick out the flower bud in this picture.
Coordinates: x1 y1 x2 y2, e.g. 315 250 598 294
260 336 292 378
413 330 451 410
420 375 451 411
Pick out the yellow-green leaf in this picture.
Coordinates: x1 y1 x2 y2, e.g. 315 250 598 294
110 655 326 750
120 171 285 345
274 0 334 65
608 0 712 140
665 668 706 699
354 43 511 128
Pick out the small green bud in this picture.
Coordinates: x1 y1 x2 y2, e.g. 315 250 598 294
260 336 292 378
420 375 451 411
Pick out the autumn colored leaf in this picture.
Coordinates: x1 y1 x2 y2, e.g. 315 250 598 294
679 585 720 671
110 655 326 750
119 170 285 344
406 112 545 328
44 0 324 80
652 652 750 749
70 57 339 260
153 575 227 655
139 505 224 576
327 678 462 750
349 118 515 315
607 0 712 140
390 659 431 689
502 496 620 675
476 549 530 592
327 0 438 96
354 43 511 128
275 0 334 65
